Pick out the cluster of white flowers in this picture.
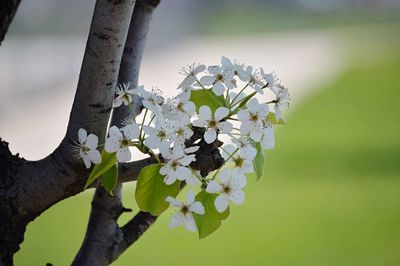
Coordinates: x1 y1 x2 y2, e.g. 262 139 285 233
75 56 289 234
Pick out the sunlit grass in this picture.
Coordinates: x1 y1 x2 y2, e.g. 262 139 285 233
15 38 400 266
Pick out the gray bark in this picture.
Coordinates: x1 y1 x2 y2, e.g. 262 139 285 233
0 0 21 45
73 1 160 264
0 0 160 264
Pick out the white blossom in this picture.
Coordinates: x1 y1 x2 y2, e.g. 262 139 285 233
222 144 254 178
165 92 196 123
137 86 164 116
171 121 193 145
166 190 205 232
160 146 198 185
206 169 246 212
242 66 264 94
232 136 257 160
73 128 101 168
105 125 139 162
199 65 236 96
179 64 206 88
192 106 233 144
221 56 248 82
271 85 290 122
237 98 269 142
261 126 275 149
143 120 173 151
113 82 137 108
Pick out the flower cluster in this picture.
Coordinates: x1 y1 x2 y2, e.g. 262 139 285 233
75 56 289 237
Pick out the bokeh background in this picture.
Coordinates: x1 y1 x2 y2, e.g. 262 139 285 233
1 0 400 265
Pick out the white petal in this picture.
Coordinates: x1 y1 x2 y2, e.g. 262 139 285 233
88 149 101 164
175 166 192 181
208 65 221 75
204 128 217 144
113 98 123 108
221 56 232 67
212 81 225 96
206 180 222 193
189 201 205 215
215 107 230 121
116 148 131 162
218 121 233 134
219 169 232 185
194 64 206 74
229 189 245 205
169 213 185 228
85 134 98 149
164 174 177 185
185 190 195 205
199 75 215 86
124 124 140 139
179 155 195 166
78 128 87 143
183 213 197 232
166 196 183 208
83 156 91 169
215 195 229 213
108 126 122 139
199 105 212 121
185 146 199 154
237 110 250 122
230 175 247 189
247 98 260 113
105 137 119 153
222 144 236 160
262 128 275 149
249 128 263 142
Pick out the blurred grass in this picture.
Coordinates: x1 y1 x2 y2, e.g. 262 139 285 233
14 35 400 266
199 8 400 35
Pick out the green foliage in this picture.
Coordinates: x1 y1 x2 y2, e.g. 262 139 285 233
190 89 227 113
135 164 181 216
266 112 286 125
193 190 230 239
101 164 118 194
253 143 265 180
85 151 117 189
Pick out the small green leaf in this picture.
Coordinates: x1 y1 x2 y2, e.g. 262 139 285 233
135 164 181 216
193 190 230 239
230 92 256 114
190 89 227 113
101 163 118 194
253 142 265 180
85 151 117 189
266 112 286 125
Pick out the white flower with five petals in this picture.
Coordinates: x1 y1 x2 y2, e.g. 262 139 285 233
73 128 101 168
192 106 233 144
166 190 205 232
222 144 254 178
199 65 236 96
206 169 246 212
113 82 137 108
179 64 206 88
237 98 269 142
105 124 139 162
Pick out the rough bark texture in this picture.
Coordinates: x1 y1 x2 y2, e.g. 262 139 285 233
73 1 161 264
0 0 21 45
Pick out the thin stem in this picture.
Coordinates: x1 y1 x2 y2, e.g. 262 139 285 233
231 91 257 109
230 82 250 107
195 79 222 107
138 108 148 141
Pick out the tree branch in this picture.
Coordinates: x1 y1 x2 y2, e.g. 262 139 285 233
73 0 161 264
0 0 21 45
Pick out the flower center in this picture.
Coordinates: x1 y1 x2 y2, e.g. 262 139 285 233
233 156 244 168
120 138 130 148
81 145 90 153
171 160 179 170
181 205 189 214
157 131 166 140
208 119 218 128
216 74 224 81
177 102 184 112
250 113 259 122
176 128 185 136
223 186 231 194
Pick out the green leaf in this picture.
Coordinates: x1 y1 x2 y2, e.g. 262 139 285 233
135 164 181 216
101 163 118 194
190 89 227 113
266 112 286 125
85 151 117 189
230 91 256 115
253 142 265 180
193 190 230 239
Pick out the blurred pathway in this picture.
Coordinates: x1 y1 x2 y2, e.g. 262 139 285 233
0 30 345 159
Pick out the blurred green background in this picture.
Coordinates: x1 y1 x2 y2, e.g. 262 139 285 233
3 0 400 265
